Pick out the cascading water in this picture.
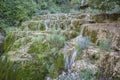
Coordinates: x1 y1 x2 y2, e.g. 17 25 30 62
44 15 50 30
64 25 90 71
64 44 78 71
77 26 90 50
56 14 61 30
64 44 69 70
44 20 49 30
46 14 91 80
69 50 77 70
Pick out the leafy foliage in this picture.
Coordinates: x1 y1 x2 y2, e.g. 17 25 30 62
0 56 21 80
47 33 66 49
71 0 120 12
89 0 120 12
79 69 97 80
28 35 65 78
98 40 111 51
0 0 119 28
17 60 48 80
0 0 36 27
34 0 70 14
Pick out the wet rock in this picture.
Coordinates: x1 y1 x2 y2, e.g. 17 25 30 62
0 28 6 56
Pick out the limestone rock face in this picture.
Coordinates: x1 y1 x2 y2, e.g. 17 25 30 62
82 23 120 51
27 13 120 51
75 44 120 80
71 60 98 74
0 28 6 56
91 13 120 23
97 52 120 80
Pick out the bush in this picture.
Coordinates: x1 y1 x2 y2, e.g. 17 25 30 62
79 69 97 80
98 40 111 51
17 60 48 80
47 33 66 49
0 0 36 27
89 0 120 12
28 34 65 78
0 56 21 80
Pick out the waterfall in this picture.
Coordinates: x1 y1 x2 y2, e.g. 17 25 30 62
69 50 77 69
64 44 69 70
64 45 78 71
64 43 78 71
57 14 60 30
44 15 50 30
79 26 84 37
44 20 49 30
64 25 90 71
86 14 90 22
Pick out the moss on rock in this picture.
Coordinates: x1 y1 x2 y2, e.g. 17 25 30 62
28 22 39 31
83 27 98 43
5 32 16 52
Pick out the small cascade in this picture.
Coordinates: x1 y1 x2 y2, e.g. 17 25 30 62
79 26 85 37
69 50 77 69
64 25 90 72
64 45 78 71
64 44 69 70
77 26 85 47
44 15 50 30
44 20 49 30
56 14 61 30
64 42 78 71
86 14 90 21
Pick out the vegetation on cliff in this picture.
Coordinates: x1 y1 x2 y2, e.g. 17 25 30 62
0 0 120 80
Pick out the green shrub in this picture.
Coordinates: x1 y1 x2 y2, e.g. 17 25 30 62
89 0 120 12
17 60 48 80
43 51 64 78
79 69 98 80
28 22 38 31
47 33 66 49
4 30 28 52
0 0 36 26
98 40 111 51
0 56 21 80
28 35 50 54
4 32 16 52
28 34 65 78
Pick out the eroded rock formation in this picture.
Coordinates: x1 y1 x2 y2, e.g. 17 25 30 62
5 13 120 79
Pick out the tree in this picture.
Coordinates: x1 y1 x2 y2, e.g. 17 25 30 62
0 0 36 27
89 0 120 12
